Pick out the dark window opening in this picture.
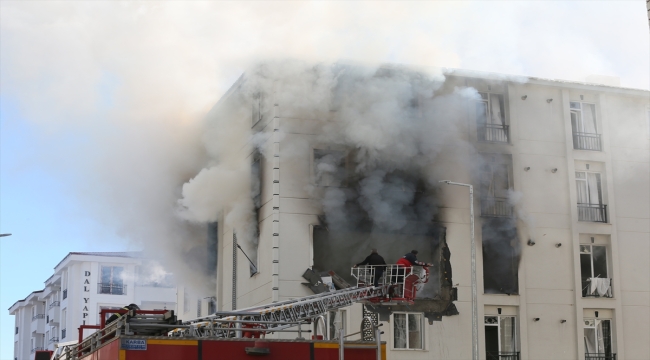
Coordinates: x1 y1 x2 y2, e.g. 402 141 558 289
480 156 513 218
482 218 520 295
313 149 353 187
485 316 519 360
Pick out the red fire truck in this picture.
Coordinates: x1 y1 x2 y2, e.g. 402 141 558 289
52 265 427 360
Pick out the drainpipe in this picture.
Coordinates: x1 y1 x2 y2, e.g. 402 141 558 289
271 103 281 303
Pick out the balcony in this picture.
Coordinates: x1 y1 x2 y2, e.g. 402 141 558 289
31 314 45 333
62 289 67 300
573 132 602 151
48 307 60 325
478 124 509 143
577 204 607 223
48 301 60 310
31 347 45 354
487 352 520 360
48 336 59 344
98 283 126 295
585 354 616 360
481 197 513 217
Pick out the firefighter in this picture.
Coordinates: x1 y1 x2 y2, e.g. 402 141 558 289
397 250 433 268
353 249 386 286
106 303 140 325
393 250 433 284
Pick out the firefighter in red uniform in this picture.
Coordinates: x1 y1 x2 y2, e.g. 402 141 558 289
393 250 432 284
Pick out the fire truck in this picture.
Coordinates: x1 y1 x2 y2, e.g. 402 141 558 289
52 264 428 360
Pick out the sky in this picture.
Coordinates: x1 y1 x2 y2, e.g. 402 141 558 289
0 1 648 359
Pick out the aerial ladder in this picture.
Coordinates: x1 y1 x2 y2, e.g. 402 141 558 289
55 264 428 360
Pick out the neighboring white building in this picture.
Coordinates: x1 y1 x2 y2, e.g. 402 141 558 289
193 64 649 360
9 252 177 360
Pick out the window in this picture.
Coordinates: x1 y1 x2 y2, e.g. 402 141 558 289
584 318 614 359
571 102 601 151
393 312 423 350
477 92 508 143
197 299 202 318
15 326 18 335
580 245 611 297
208 298 216 315
314 149 350 187
480 156 513 217
482 218 519 295
61 308 67 331
252 92 263 127
183 291 190 313
99 266 125 295
485 316 518 360
328 310 346 340
575 172 607 222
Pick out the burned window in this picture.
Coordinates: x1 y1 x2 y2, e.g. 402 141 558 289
580 245 611 297
249 152 263 275
477 92 508 143
313 149 350 187
482 218 519 295
484 316 517 360
480 155 513 218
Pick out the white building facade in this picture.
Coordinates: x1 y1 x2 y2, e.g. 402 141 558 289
199 65 649 360
9 252 176 360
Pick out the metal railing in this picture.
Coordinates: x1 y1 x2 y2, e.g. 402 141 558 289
49 301 60 309
32 314 45 321
582 278 613 298
573 132 602 151
97 283 126 295
585 353 616 360
351 264 429 301
577 204 607 223
487 352 520 360
61 328 66 339
49 336 59 344
31 347 44 353
478 124 509 143
481 197 513 217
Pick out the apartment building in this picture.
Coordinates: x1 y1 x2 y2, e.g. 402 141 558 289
191 64 649 360
9 252 176 360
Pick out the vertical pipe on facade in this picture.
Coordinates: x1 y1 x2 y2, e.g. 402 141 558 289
232 233 237 310
271 103 281 303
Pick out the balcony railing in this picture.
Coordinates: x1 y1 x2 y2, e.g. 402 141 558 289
573 132 602 151
487 352 520 360
585 353 616 360
61 328 66 339
582 278 613 298
577 203 607 223
31 347 44 353
98 283 126 295
481 197 513 217
62 289 67 299
49 301 60 309
49 336 59 344
478 124 509 143
32 314 45 321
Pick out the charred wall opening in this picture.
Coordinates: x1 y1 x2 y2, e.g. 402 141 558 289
482 217 520 295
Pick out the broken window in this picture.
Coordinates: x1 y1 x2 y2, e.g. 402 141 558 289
584 319 614 359
576 172 607 222
571 102 601 151
249 152 263 276
477 92 508 143
580 245 611 297
482 218 519 295
484 316 518 360
480 155 513 217
393 312 423 350
313 149 349 187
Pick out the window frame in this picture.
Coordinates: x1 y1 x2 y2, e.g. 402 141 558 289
570 101 598 134
580 245 611 297
583 318 614 356
99 265 125 295
484 315 518 355
392 312 425 351
575 171 603 205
